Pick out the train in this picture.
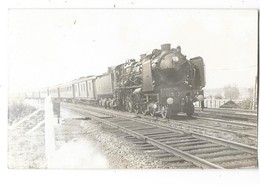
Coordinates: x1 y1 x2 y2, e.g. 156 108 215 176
26 43 205 118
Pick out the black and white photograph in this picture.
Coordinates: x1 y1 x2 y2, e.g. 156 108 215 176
1 1 260 184
6 8 258 170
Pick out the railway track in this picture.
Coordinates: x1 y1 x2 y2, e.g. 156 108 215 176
68 102 257 146
8 109 46 168
62 103 257 169
195 107 258 123
128 110 257 146
196 107 257 114
9 109 45 134
157 116 257 146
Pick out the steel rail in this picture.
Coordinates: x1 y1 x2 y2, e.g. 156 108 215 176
63 103 257 155
194 116 257 128
125 116 258 155
195 110 257 122
130 118 258 155
195 107 257 114
67 105 224 169
67 103 257 155
167 120 257 138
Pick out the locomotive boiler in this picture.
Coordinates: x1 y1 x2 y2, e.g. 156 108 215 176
34 43 205 118
104 43 206 118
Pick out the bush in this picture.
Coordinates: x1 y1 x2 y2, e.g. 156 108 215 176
8 101 36 126
237 99 251 110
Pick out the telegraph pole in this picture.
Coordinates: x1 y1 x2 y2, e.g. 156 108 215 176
251 75 258 110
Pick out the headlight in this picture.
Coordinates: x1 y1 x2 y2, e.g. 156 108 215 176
197 95 204 102
167 98 174 104
172 56 179 62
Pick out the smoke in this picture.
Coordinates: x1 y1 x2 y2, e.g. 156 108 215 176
48 138 109 169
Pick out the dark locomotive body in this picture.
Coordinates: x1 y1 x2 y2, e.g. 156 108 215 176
95 44 205 117
27 43 205 118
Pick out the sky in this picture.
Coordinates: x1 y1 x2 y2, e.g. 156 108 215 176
8 9 258 93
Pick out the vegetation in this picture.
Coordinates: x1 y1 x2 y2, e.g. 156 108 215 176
214 93 223 99
223 84 240 100
237 99 251 110
8 100 36 126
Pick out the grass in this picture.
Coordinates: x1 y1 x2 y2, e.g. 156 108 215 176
8 99 36 126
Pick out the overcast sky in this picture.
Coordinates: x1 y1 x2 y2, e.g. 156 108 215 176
8 9 258 92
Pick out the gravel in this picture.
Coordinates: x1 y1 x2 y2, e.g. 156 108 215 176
8 106 169 169
10 100 256 169
77 119 168 169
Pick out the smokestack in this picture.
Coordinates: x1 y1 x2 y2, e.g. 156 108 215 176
140 54 147 60
161 44 171 52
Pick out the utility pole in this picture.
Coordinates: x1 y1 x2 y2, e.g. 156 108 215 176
251 75 258 110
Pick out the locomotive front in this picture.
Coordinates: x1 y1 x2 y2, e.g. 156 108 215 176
141 43 205 117
106 43 205 118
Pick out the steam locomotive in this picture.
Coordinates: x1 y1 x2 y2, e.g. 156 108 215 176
27 43 205 118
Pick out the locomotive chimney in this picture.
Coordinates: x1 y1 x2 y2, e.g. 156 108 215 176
140 54 146 60
161 44 171 52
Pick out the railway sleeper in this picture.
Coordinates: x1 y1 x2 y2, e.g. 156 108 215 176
139 146 159 151
164 138 202 145
131 140 148 144
207 154 256 164
219 160 257 169
160 157 185 163
114 121 140 125
170 141 208 148
149 133 184 140
169 141 209 148
195 150 245 159
131 127 160 131
153 153 175 158
181 143 220 151
188 146 229 155
142 131 173 136
157 135 195 142
134 143 152 147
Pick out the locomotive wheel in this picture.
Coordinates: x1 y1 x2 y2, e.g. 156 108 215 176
133 105 140 114
141 104 148 115
186 104 194 117
149 107 156 117
186 112 193 117
110 100 117 109
104 100 108 109
127 101 133 113
161 106 169 119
